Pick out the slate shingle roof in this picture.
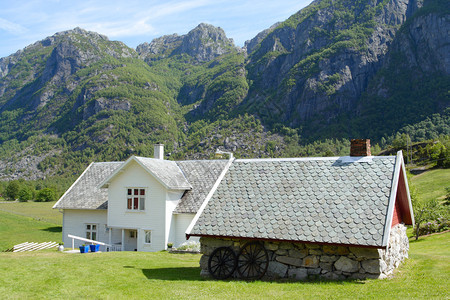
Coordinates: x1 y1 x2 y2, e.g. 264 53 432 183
53 162 122 210
175 160 228 213
54 158 228 213
188 156 397 247
134 157 191 190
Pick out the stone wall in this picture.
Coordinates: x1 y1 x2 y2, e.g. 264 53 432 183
199 224 409 280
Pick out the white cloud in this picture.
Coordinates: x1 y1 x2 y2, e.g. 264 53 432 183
82 19 156 38
0 17 27 35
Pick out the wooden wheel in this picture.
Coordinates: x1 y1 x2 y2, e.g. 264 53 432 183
208 247 237 279
237 241 269 280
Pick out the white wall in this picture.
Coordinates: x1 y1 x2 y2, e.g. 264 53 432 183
62 209 108 249
173 213 199 247
166 191 183 247
107 160 170 252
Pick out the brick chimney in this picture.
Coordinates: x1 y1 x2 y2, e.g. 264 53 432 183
154 143 164 160
350 139 371 156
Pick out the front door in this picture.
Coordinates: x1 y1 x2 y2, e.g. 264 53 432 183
125 229 138 251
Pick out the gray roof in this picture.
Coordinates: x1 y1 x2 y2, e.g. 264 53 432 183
53 162 122 210
54 158 227 212
174 160 228 213
133 157 192 190
188 156 398 247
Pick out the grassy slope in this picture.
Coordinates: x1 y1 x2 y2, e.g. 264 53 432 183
0 232 448 299
0 210 61 250
411 168 450 203
0 200 62 225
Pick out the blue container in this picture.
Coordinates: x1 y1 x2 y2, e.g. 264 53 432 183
90 244 100 252
79 245 89 253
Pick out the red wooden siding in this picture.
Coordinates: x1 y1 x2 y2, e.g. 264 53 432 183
391 165 413 227
391 198 403 227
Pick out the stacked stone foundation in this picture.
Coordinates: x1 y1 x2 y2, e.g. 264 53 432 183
199 224 409 280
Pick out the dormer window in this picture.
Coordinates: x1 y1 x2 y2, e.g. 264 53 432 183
127 188 146 211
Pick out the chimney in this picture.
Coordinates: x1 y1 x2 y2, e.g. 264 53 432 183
154 143 164 160
350 139 371 156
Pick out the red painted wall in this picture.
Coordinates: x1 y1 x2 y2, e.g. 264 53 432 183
391 198 403 227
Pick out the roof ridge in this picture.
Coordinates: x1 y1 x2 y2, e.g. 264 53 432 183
235 156 395 163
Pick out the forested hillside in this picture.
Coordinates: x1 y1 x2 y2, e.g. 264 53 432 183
0 0 448 183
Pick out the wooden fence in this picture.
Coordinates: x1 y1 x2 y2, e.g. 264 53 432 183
3 241 58 252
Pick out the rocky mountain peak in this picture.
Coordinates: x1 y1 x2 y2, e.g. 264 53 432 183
179 23 235 62
136 34 183 58
137 23 237 63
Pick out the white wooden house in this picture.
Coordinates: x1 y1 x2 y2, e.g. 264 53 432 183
53 144 228 251
55 138 414 271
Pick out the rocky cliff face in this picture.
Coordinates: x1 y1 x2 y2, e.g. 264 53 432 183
137 23 237 63
353 3 450 138
386 10 449 74
243 0 426 128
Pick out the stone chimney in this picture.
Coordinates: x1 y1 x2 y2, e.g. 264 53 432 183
154 143 164 160
350 139 371 156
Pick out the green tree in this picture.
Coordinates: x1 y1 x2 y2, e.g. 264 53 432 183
444 187 450 206
35 188 57 202
5 180 21 201
18 186 33 202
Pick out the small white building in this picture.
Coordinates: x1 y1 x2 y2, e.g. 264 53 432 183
53 144 228 251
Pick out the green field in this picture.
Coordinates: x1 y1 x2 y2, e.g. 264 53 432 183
0 200 62 225
411 168 450 203
0 210 62 251
0 231 448 299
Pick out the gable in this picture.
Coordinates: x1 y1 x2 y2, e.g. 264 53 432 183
99 156 191 190
386 155 414 230
187 153 413 248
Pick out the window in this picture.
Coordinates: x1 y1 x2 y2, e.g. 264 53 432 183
130 230 137 238
144 230 152 244
86 224 97 240
127 188 146 211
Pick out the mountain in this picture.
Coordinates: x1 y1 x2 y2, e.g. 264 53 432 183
242 0 449 139
0 0 448 181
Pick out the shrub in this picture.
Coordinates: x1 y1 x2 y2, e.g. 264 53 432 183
5 180 21 201
18 186 33 202
35 188 57 202
417 218 449 236
437 217 449 232
418 221 438 236
176 241 200 252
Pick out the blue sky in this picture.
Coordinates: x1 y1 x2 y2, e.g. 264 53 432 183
0 0 312 58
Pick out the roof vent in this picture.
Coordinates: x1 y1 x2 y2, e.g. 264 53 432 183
154 143 164 160
350 139 371 156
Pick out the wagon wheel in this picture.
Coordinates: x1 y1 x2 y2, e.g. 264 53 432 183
237 241 269 280
208 246 237 280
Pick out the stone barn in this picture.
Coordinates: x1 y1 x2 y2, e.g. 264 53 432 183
186 140 414 280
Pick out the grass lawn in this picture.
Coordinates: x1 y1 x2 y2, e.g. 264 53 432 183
0 230 448 299
0 210 62 251
0 200 62 225
411 168 449 203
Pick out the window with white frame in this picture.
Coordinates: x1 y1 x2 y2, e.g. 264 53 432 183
86 224 97 240
126 188 146 211
144 230 152 244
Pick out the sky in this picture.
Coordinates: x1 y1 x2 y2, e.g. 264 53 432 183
0 0 313 58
